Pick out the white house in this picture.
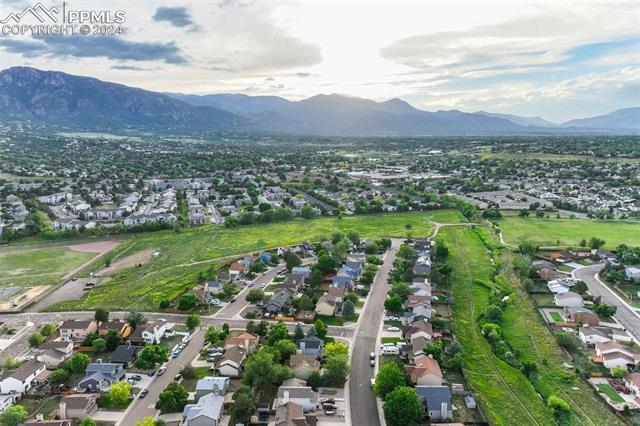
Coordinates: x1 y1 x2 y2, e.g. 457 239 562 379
625 267 640 283
595 342 640 369
579 326 612 345
0 361 47 394
182 393 224 426
142 319 167 344
0 394 19 414
276 378 318 412
217 346 246 377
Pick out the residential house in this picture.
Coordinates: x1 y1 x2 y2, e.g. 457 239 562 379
281 273 306 293
35 341 74 368
142 319 167 344
315 294 337 316
547 278 575 294
182 392 225 426
579 326 612 345
110 345 141 368
205 281 222 295
78 361 124 392
228 262 245 278
52 218 96 231
275 401 316 426
0 394 19 414
123 213 175 227
276 378 318 412
289 354 321 380
298 335 323 357
625 267 640 283
550 251 575 263
23 420 72 426
59 320 97 342
554 292 583 308
416 385 453 422
413 258 432 277
224 333 259 354
97 321 132 339
0 360 47 394
264 291 290 315
195 376 230 401
404 304 432 324
564 307 599 326
58 394 98 420
406 355 443 386
291 267 312 279
594 342 640 369
624 373 640 397
217 345 247 377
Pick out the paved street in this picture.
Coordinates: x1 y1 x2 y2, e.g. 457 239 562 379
349 238 401 426
574 264 640 342
118 328 205 425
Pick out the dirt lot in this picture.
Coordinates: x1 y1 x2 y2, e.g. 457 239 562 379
100 248 155 276
68 240 120 253
0 286 51 312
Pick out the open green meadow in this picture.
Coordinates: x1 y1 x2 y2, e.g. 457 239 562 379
47 211 457 311
498 216 640 249
0 246 96 286
444 226 555 426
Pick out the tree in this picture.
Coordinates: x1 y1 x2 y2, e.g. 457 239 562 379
156 382 188 413
301 204 316 219
267 322 290 346
79 419 97 426
49 368 70 385
185 314 200 331
313 319 327 340
306 370 322 390
205 326 222 345
317 253 337 273
573 280 588 295
423 341 444 363
293 323 305 342
321 354 349 387
275 339 297 361
486 305 503 322
547 395 571 419
243 348 291 392
68 353 91 374
232 385 256 422
135 345 168 369
342 300 355 317
93 338 107 353
365 242 380 255
177 294 199 311
611 367 627 378
347 230 360 245
105 329 122 351
245 289 265 303
374 362 407 400
383 387 423 426
28 332 44 347
518 241 537 255
594 303 617 317
109 381 132 407
324 342 348 358
556 332 580 352
434 240 449 259
285 252 302 271
0 405 27 426
589 237 606 249
40 323 57 337
135 418 155 426
95 308 109 323
384 295 403 313
126 310 147 328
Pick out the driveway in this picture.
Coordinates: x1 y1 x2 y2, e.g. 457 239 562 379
348 238 401 426
573 264 640 342
117 328 205 425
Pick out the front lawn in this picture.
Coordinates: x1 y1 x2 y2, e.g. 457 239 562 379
549 312 563 322
381 337 401 344
596 384 625 403
315 314 358 326
181 366 212 392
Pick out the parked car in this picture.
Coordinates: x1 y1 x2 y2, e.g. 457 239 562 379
139 389 148 398
370 378 375 388
369 352 375 360
157 367 166 375
370 359 375 367
260 283 266 288
210 299 220 306
386 326 400 332
174 373 182 381
387 315 399 321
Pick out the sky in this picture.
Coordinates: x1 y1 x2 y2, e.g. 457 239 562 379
0 0 638 122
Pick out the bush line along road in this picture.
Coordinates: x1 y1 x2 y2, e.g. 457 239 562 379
1 211 639 425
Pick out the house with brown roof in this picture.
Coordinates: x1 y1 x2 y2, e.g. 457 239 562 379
0 360 47 394
315 294 337 316
59 320 97 342
405 354 443 386
594 342 640 369
217 345 247 377
58 394 97 420
275 401 317 426
97 320 132 339
224 333 259 354
289 354 321 380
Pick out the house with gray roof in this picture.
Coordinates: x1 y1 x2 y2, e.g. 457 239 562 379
298 335 323 357
195 376 230 401
264 291 290 314
416 385 453 421
276 378 318 412
182 392 224 426
78 361 124 392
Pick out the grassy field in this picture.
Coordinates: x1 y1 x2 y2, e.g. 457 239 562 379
46 211 459 311
444 226 555 426
0 246 96 286
498 216 640 249
596 384 625 403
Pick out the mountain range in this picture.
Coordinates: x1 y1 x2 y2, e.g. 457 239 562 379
0 66 638 135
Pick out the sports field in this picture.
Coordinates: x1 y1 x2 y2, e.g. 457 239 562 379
498 216 640 248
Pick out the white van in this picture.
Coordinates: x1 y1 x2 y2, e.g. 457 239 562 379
381 346 400 355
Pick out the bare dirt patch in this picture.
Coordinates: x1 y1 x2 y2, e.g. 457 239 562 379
101 248 155 275
68 240 120 253
0 286 50 312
